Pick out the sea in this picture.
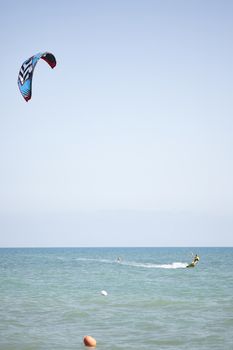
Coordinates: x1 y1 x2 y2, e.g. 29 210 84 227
0 247 232 350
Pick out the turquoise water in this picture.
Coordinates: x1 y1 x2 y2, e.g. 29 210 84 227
0 247 232 349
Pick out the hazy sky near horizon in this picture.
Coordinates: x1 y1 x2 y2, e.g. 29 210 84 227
0 0 233 247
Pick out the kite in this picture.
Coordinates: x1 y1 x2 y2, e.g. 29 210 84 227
17 52 56 102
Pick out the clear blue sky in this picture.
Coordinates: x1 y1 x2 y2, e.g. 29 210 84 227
0 0 232 247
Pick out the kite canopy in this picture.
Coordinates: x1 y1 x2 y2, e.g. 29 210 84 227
17 52 56 102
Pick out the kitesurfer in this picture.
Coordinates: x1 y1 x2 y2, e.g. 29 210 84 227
186 254 200 268
193 254 200 263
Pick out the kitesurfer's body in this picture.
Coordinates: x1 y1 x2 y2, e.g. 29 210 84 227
187 254 200 268
193 254 200 264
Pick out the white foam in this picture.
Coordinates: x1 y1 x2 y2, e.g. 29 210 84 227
157 262 187 269
75 257 115 264
75 258 187 269
121 261 187 269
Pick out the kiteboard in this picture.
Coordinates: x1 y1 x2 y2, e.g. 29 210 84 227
186 262 196 268
186 260 199 268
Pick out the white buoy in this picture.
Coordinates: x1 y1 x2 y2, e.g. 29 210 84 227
101 290 108 296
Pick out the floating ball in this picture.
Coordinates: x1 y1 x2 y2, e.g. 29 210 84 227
83 335 97 347
101 290 108 296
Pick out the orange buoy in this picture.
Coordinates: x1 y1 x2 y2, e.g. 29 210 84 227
83 335 97 347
